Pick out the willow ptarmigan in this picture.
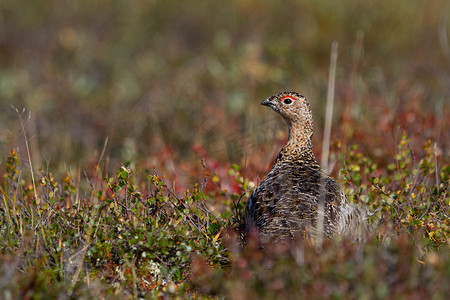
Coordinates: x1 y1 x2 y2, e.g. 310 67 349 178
244 91 367 242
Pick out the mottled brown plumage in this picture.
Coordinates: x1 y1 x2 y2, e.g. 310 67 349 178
245 91 366 242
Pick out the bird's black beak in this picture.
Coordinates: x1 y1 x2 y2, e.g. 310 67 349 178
261 98 272 107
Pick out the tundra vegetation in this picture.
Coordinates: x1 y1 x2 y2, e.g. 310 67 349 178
0 1 449 299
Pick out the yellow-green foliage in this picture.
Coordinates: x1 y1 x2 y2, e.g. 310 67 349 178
0 1 449 298
1 135 449 298
342 134 449 249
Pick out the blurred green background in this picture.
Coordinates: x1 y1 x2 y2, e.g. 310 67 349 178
0 0 448 176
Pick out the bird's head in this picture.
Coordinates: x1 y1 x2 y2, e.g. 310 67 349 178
261 91 315 154
261 91 312 128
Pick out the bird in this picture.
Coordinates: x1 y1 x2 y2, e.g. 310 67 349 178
244 91 367 243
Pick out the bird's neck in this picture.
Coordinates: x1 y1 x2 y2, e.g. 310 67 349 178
281 121 315 161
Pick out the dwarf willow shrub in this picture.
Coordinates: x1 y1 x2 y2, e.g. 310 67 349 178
0 131 448 298
0 150 230 297
342 134 449 249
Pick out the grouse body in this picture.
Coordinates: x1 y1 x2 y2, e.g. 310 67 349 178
245 91 366 242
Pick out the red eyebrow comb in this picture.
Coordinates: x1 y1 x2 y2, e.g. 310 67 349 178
281 96 295 100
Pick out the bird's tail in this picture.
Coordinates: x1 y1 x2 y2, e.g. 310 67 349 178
338 204 372 243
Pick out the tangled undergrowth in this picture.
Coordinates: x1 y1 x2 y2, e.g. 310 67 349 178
0 134 448 299
1 1 448 299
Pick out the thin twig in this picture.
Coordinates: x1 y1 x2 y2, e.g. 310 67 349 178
316 41 338 250
438 13 450 61
199 158 208 192
373 184 399 214
434 142 440 188
152 170 203 233
13 107 38 202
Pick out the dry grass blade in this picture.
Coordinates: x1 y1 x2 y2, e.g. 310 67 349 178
12 107 37 202
316 41 338 249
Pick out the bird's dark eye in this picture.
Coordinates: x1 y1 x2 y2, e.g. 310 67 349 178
283 98 292 104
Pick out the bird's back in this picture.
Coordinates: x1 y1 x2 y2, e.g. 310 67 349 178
245 156 344 241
